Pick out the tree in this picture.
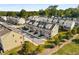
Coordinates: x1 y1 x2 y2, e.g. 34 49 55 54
38 9 45 16
18 41 35 55
0 11 7 16
71 8 79 17
33 11 39 16
77 27 79 34
7 12 16 16
45 9 52 17
65 31 72 40
71 28 77 35
33 45 44 54
19 9 27 18
72 39 79 44
57 9 64 17
53 35 60 45
64 8 72 17
45 5 58 17
53 39 60 45
63 6 79 18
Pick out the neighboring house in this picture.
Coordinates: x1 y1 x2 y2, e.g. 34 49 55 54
22 18 59 45
48 18 53 23
29 16 49 22
63 20 75 30
51 24 59 37
17 18 25 25
73 18 79 26
0 25 24 52
58 19 65 26
0 16 7 22
6 16 25 25
25 17 59 38
29 16 39 21
22 16 77 45
52 18 59 24
27 16 76 31
28 16 33 20
6 16 18 25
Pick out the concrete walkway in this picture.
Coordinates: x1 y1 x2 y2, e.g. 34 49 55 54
38 34 79 55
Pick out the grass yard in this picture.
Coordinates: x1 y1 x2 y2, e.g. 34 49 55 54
53 42 79 55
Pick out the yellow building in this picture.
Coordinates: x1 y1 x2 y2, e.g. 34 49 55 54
0 25 24 52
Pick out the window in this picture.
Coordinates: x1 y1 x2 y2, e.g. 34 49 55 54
62 22 64 24
15 40 17 43
45 24 52 29
21 41 22 44
33 22 38 26
7 50 8 51
13 34 14 37
20 37 22 39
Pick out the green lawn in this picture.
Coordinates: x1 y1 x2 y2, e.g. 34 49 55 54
53 42 79 55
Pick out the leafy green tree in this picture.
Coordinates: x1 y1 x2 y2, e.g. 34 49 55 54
53 35 60 45
32 11 39 16
19 41 36 55
77 27 79 34
57 9 64 17
33 45 44 54
65 31 72 39
0 5 79 18
71 28 77 35
64 8 72 17
38 9 45 16
0 11 7 16
53 39 60 45
7 12 16 16
19 9 27 18
45 5 58 17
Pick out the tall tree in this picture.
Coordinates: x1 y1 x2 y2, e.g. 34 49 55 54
7 12 16 16
19 9 27 18
38 9 45 16
34 45 44 54
64 8 72 17
19 41 35 55
57 9 64 17
0 11 7 16
45 5 58 17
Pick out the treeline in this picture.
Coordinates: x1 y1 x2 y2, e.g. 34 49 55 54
0 10 38 18
0 5 79 18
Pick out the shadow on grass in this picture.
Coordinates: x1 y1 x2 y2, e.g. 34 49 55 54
72 39 79 44
44 44 55 48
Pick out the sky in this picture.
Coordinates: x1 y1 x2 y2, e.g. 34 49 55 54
0 4 78 11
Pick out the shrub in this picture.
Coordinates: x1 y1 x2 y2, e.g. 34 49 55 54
18 41 36 55
33 45 44 54
72 39 79 44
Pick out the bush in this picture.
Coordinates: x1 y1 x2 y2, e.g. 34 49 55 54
33 45 44 54
22 27 28 30
72 39 79 44
53 39 60 45
18 41 36 55
77 27 79 34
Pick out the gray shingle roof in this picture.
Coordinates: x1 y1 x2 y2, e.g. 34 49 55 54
0 25 10 36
